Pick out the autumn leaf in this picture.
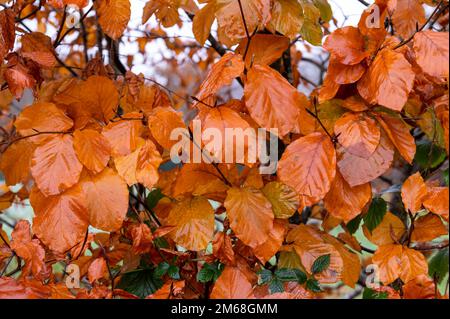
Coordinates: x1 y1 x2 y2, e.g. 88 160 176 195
20 32 56 68
262 182 299 219
357 49 415 111
391 0 425 39
334 112 381 158
244 64 305 137
73 129 112 174
211 266 255 299
96 0 131 40
0 9 15 62
0 139 35 186
401 172 427 214
413 31 449 79
30 185 89 253
323 171 372 223
411 214 448 243
268 0 304 38
31 135 83 196
324 26 368 65
79 168 129 232
364 212 406 246
148 107 186 150
278 132 336 207
224 187 274 248
193 1 216 45
372 244 428 285
338 132 394 187
166 196 215 251
423 187 449 221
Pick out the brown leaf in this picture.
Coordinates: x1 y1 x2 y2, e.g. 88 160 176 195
96 0 131 40
323 26 368 65
413 31 449 79
412 214 448 243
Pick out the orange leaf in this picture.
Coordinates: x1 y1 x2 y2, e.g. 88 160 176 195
334 112 381 158
401 172 427 214
96 0 131 40
79 168 129 232
148 107 186 150
31 135 83 196
412 214 447 243
14 102 73 140
213 232 236 265
102 113 143 157
20 32 56 68
327 59 366 85
210 266 254 299
323 26 368 65
324 171 372 223
253 219 287 264
224 187 274 248
0 139 35 186
338 132 394 187
372 244 428 284
278 132 336 206
165 197 214 251
196 52 244 102
87 257 108 283
236 34 290 68
357 49 414 111
391 0 425 39
30 185 89 253
364 212 406 246
413 31 449 78
73 129 112 174
423 187 449 221
10 220 49 280
244 64 304 137
215 0 271 44
193 2 216 46
376 113 416 164
0 9 15 62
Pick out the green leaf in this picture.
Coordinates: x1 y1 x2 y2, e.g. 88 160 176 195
443 168 449 186
364 197 388 233
168 265 180 280
197 263 222 283
154 262 170 278
146 188 164 209
428 248 449 284
306 278 322 293
258 269 273 285
312 0 333 22
268 278 285 294
346 215 362 234
311 254 331 274
274 268 307 284
362 288 388 299
117 268 163 299
415 140 447 170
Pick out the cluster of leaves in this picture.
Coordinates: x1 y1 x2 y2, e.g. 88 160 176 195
0 0 449 299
